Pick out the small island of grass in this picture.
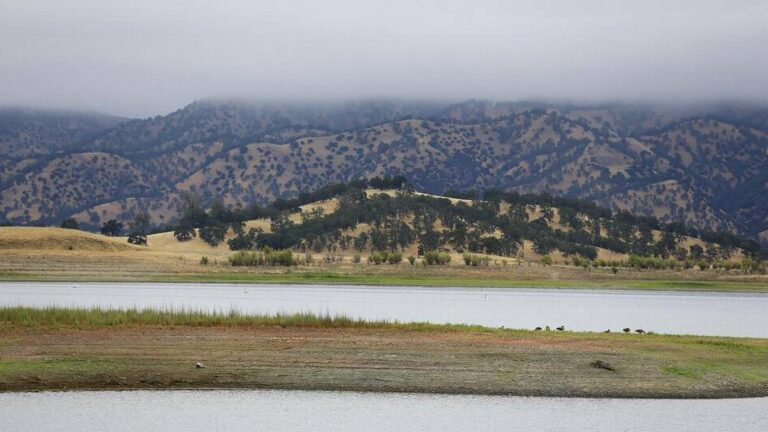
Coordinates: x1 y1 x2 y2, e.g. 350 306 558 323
1 307 767 398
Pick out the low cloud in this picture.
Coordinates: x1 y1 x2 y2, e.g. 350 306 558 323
1 0 767 117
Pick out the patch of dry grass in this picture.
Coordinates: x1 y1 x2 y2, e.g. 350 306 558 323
0 227 133 252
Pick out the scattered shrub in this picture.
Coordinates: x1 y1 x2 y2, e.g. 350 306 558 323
199 256 209 266
407 255 416 265
352 254 361 264
540 255 552 265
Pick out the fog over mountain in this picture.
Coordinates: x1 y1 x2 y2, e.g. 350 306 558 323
2 0 767 117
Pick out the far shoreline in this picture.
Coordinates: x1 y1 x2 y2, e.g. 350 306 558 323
1 271 767 293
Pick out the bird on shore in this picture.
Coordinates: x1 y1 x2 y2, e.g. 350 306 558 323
623 328 631 333
195 362 206 369
556 325 565 331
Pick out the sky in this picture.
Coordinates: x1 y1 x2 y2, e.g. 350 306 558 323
1 0 767 117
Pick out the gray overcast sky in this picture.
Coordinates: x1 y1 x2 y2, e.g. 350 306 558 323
1 0 767 117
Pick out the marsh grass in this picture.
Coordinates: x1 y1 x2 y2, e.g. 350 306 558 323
0 306 489 332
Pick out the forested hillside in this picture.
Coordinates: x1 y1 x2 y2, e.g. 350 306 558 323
1 100 767 244
160 179 766 266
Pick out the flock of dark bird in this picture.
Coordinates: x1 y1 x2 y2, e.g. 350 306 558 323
532 326 647 334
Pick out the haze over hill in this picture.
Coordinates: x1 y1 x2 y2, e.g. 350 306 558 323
1 99 767 243
2 1 767 116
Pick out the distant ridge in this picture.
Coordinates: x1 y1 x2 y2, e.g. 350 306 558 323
1 99 767 242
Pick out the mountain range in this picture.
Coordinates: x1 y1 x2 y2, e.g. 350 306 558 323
1 100 767 242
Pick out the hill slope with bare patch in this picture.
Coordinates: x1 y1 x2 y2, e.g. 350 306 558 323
1 100 767 240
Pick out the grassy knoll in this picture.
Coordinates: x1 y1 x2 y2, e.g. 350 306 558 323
1 307 768 398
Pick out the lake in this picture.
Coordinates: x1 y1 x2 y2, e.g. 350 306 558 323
1 390 766 432
1 282 767 337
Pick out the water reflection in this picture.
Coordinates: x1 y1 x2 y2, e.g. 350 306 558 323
1 390 766 432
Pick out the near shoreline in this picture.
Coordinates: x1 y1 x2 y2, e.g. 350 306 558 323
2 308 767 398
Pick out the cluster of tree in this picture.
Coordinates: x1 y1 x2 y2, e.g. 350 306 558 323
60 218 79 230
270 175 407 211
100 219 123 237
94 212 151 246
169 179 765 262
173 193 264 246
126 212 151 246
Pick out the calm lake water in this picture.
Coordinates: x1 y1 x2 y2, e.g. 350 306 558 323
1 282 767 337
1 390 767 432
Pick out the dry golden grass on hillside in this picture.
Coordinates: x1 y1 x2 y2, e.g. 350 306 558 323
0 227 135 252
0 182 756 287
0 185 742 270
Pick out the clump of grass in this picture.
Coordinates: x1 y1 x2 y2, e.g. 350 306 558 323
462 253 490 267
368 251 402 265
0 306 492 332
200 256 209 266
0 307 371 329
590 360 615 372
424 250 451 265
230 248 294 266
